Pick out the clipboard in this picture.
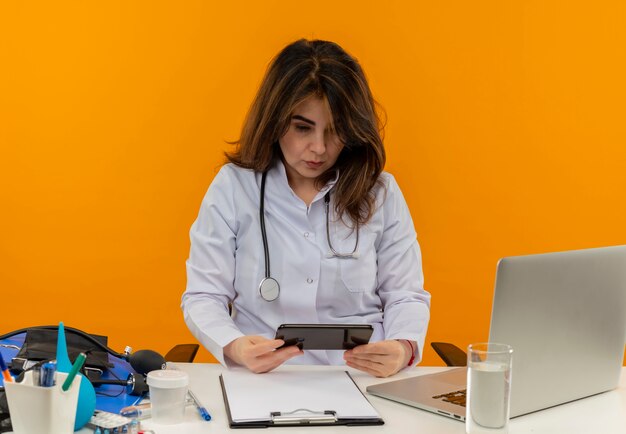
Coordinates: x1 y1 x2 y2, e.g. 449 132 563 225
219 369 384 428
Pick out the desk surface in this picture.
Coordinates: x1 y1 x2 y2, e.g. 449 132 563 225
83 364 626 434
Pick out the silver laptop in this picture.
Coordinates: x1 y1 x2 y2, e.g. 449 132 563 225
367 245 626 421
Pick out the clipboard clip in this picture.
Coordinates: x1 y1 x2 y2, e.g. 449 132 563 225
270 408 338 425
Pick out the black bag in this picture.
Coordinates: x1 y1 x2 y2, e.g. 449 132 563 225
7 327 113 377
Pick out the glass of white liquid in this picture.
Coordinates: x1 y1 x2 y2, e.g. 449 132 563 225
466 343 513 434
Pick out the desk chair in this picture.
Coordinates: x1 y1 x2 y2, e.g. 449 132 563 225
165 344 200 363
430 342 467 367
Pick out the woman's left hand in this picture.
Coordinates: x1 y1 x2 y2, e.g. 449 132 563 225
343 340 413 377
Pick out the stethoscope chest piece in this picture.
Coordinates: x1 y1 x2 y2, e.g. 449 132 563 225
259 277 280 302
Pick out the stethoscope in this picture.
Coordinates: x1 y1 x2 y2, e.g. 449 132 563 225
258 171 360 302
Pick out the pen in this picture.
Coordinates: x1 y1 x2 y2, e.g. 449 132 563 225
188 388 211 421
62 352 86 392
0 352 13 383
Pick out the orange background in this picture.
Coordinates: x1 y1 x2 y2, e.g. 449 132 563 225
1 1 625 366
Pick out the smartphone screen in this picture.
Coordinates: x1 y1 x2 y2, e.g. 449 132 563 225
275 324 373 350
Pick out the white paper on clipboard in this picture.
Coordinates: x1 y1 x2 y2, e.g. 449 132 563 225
221 369 381 423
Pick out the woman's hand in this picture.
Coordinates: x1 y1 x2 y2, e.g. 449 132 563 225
224 335 303 373
343 339 414 377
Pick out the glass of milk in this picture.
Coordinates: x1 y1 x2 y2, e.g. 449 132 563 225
466 343 513 434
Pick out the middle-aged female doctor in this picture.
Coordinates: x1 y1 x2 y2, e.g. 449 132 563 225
182 39 431 378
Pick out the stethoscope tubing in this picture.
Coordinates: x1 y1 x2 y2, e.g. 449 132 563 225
259 170 271 279
258 170 358 302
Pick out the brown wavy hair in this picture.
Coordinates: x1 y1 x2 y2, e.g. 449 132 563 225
226 39 386 227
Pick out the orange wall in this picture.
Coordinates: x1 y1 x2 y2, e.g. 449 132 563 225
1 1 625 366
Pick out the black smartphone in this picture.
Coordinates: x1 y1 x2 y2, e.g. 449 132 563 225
275 324 373 350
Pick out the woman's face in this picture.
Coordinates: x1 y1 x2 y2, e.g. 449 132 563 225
278 96 344 189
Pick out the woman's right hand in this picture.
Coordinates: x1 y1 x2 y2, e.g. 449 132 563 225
224 335 303 373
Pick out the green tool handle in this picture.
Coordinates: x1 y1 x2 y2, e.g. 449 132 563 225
62 352 87 392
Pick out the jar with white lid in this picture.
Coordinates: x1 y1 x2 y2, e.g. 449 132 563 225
146 370 189 424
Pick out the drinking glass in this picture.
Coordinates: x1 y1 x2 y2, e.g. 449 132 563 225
466 343 513 434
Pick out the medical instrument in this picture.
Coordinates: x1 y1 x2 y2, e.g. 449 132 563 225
62 352 86 391
258 170 360 302
39 361 57 387
324 193 359 258
258 171 281 302
0 352 13 383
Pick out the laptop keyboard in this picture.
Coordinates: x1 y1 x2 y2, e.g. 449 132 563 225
432 389 467 407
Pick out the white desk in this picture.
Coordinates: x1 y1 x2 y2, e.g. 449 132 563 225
115 364 626 433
